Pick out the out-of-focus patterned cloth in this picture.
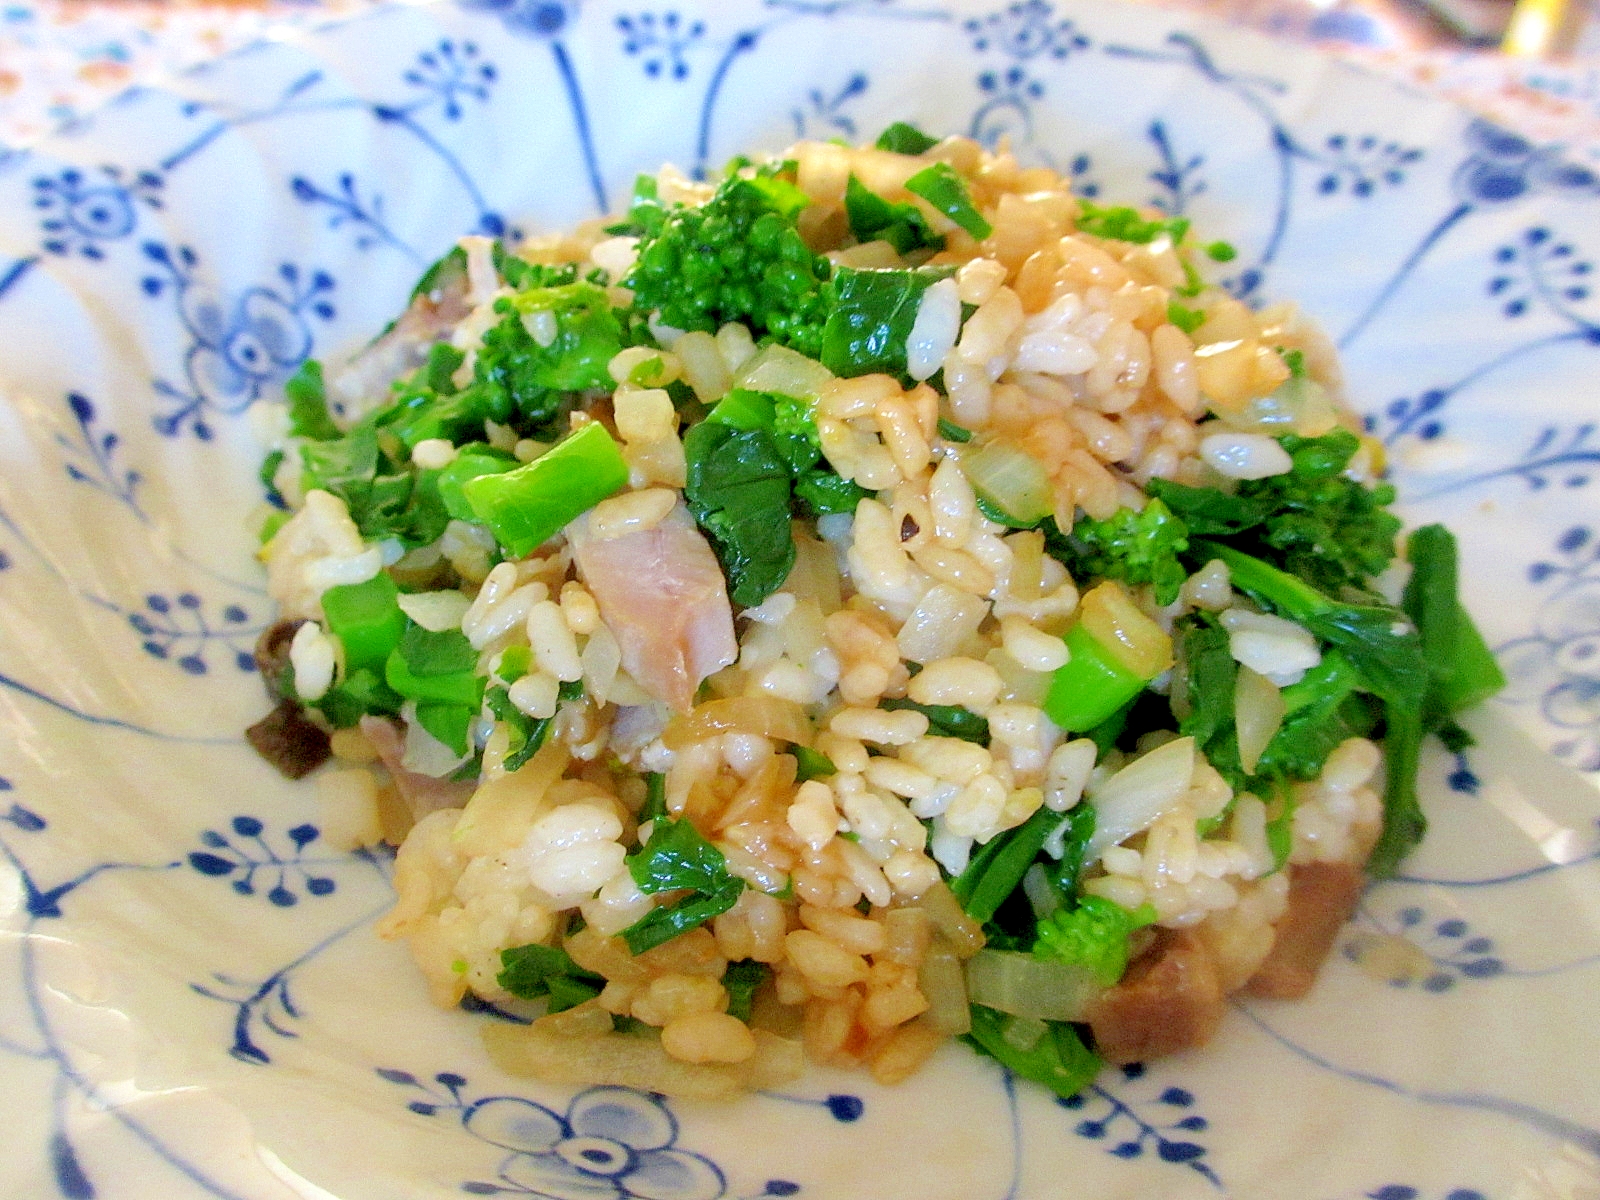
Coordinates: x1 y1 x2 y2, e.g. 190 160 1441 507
1 0 1597 154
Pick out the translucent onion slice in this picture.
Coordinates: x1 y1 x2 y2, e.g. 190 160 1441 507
963 439 1053 528
963 948 1101 1022
1085 735 1196 860
1234 665 1286 774
662 695 813 750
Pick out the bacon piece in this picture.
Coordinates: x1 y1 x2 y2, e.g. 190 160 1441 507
1245 861 1366 1000
1085 929 1225 1065
567 502 738 712
359 715 476 825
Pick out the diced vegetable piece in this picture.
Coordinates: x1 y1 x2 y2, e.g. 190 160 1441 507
321 573 405 672
462 421 628 557
733 343 835 400
964 949 1102 1021
963 440 1053 528
1044 582 1172 734
437 444 517 521
1044 622 1145 733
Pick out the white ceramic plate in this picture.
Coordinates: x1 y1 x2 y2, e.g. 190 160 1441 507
2 2 1599 1196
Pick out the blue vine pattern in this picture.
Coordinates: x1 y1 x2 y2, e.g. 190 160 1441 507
187 815 340 905
1344 906 1505 992
121 592 258 675
1369 221 1598 452
291 172 425 263
617 11 708 81
1057 1064 1219 1188
57 391 145 518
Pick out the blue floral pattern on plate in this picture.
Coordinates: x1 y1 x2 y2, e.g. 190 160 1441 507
0 1 1598 1197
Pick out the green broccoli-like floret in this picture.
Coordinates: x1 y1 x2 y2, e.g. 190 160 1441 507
1235 429 1401 595
624 173 833 358
1045 498 1190 605
473 281 624 436
1032 895 1156 987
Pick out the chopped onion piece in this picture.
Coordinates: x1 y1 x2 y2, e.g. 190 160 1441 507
963 440 1053 527
733 343 835 399
1234 665 1286 774
965 949 1101 1022
1085 735 1196 860
662 695 813 750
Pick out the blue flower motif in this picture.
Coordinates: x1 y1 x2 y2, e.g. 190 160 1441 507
181 281 316 416
143 244 335 437
462 1086 725 1199
617 11 706 81
964 1 1088 61
1498 525 1600 770
33 165 163 260
1452 119 1600 209
465 0 577 38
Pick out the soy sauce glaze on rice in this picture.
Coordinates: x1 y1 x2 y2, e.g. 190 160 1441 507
248 125 1503 1100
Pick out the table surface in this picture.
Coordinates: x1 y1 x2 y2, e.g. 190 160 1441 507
2 0 1598 156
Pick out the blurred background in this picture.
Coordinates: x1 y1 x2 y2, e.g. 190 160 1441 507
2 0 1597 154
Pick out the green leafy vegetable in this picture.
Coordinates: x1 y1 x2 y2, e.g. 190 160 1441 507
937 417 974 443
486 681 581 773
874 121 940 155
683 421 797 607
1032 895 1156 987
385 624 485 708
1166 302 1205 335
820 265 951 378
470 282 624 437
844 175 944 255
1403 524 1506 724
498 942 604 1013
951 804 1066 924
416 699 475 757
962 1005 1101 1102
905 161 992 240
1074 200 1190 245
1153 430 1400 595
722 960 770 1022
283 358 340 441
620 816 745 955
791 744 837 782
880 696 990 744
793 469 869 517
